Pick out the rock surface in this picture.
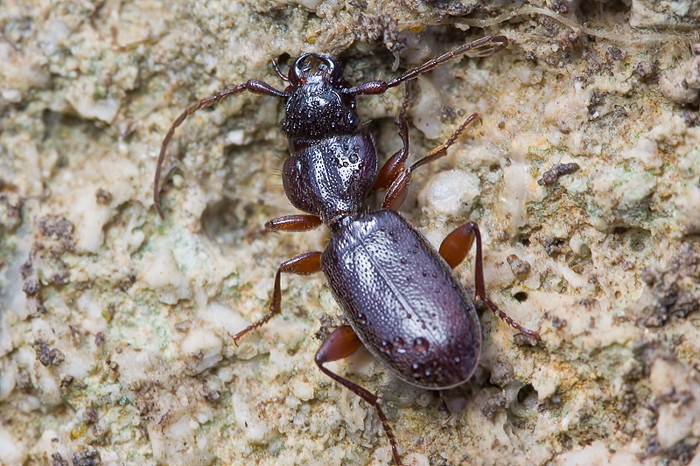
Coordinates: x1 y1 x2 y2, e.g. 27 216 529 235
1 1 699 465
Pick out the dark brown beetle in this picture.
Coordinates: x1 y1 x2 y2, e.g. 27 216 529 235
154 35 538 465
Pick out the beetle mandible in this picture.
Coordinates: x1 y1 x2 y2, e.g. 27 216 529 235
153 34 539 465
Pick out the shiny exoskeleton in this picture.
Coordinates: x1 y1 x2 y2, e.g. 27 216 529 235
154 35 538 465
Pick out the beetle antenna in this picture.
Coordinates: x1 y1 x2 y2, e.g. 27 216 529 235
154 80 288 218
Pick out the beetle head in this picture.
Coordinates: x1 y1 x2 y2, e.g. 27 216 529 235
280 54 360 142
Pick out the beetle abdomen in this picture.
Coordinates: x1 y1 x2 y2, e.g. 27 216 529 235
322 209 482 389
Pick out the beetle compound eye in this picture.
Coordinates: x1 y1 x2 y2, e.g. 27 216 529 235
346 112 359 127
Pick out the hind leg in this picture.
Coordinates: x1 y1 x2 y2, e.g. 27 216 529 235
439 222 539 338
315 325 404 466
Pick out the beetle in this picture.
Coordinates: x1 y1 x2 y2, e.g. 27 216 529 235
154 35 538 465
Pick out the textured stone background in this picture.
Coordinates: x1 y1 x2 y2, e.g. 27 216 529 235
1 1 699 465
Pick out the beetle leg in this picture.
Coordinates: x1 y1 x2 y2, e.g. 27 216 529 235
372 83 413 192
315 326 403 466
439 222 540 339
265 214 323 232
246 214 322 240
382 113 480 211
232 251 322 343
246 215 323 240
437 222 477 270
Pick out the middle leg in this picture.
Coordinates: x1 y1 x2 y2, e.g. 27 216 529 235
382 113 480 210
372 82 414 193
232 250 322 343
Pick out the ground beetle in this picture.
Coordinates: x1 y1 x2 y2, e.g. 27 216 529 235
154 35 538 465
